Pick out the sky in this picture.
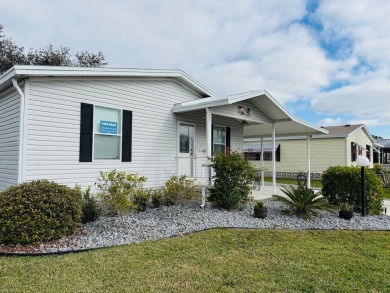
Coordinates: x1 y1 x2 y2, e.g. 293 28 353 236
1 0 390 138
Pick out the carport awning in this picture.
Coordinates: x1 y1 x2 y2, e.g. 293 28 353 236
244 118 328 138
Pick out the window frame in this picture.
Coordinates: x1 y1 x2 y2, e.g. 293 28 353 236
213 125 226 154
92 105 123 161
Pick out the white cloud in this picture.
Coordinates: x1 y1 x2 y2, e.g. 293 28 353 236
311 78 390 125
317 117 343 127
1 0 390 136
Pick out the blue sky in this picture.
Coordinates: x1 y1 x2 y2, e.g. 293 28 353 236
1 0 390 138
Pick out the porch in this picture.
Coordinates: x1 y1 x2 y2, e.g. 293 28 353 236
172 90 328 193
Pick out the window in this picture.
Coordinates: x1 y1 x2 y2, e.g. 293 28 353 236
351 142 357 162
213 126 226 153
94 106 121 160
366 145 371 161
79 103 132 162
244 144 281 161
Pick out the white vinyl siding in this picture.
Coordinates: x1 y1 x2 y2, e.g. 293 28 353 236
0 88 20 190
23 77 221 188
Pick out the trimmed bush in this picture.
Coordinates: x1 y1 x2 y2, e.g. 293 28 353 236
210 149 256 210
78 185 101 223
0 180 82 244
133 188 151 212
151 189 164 208
164 175 199 206
322 166 384 215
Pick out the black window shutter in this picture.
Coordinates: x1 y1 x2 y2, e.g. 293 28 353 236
122 110 132 162
226 127 231 150
276 144 281 162
79 103 93 162
211 124 214 152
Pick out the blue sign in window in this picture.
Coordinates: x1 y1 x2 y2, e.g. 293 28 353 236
100 121 118 134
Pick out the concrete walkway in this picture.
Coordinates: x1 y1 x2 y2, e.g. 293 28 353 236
251 185 390 216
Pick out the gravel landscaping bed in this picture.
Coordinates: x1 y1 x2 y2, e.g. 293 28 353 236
1 198 389 255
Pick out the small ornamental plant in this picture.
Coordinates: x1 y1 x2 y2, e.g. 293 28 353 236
76 185 101 224
273 185 337 219
254 200 267 209
96 170 147 215
339 202 354 212
164 175 199 206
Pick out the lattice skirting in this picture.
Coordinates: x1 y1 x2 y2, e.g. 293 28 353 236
262 171 322 179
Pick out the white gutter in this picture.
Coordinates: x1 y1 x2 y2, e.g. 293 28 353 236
12 78 25 184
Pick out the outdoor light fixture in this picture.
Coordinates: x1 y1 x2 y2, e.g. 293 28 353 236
238 106 251 116
356 155 370 217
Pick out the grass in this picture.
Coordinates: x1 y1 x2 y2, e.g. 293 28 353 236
263 177 323 188
1 229 390 292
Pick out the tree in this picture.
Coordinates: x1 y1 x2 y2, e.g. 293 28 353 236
0 25 108 74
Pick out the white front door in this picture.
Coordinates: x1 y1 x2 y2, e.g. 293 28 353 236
177 123 195 177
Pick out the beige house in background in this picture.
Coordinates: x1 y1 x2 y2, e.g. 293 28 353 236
243 124 378 179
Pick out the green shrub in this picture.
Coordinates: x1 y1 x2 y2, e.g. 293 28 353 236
77 185 101 223
273 185 337 219
151 189 164 208
133 188 151 212
164 175 199 206
0 180 82 244
210 149 256 210
322 166 384 215
96 170 147 215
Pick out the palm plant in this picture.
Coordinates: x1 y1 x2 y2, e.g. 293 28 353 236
273 185 337 219
381 172 390 188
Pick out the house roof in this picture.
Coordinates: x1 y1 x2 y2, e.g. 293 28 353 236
0 65 218 98
1 65 327 137
321 124 374 143
321 124 363 135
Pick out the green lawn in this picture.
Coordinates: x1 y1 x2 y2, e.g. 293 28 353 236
1 229 389 292
263 177 323 188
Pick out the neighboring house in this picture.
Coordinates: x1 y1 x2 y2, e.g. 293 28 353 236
243 124 378 178
0 65 325 191
374 138 390 166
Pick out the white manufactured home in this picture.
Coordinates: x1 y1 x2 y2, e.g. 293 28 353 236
0 65 326 192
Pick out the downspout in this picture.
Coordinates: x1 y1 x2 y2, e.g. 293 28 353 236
12 78 25 184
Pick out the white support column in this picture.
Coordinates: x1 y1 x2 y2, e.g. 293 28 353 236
272 124 276 194
205 107 212 188
260 137 264 187
307 135 311 188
